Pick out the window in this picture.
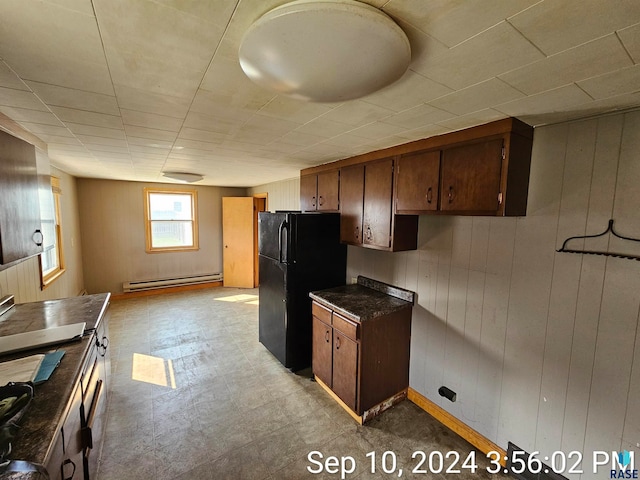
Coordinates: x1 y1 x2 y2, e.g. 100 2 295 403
144 188 199 252
39 176 65 288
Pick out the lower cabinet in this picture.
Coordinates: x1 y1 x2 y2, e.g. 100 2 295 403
45 314 110 480
311 300 411 417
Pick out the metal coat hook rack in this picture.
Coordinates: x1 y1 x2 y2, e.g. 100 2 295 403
557 219 640 261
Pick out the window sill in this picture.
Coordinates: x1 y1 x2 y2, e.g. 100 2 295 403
41 268 66 290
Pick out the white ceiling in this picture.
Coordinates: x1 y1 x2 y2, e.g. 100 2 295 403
0 0 639 187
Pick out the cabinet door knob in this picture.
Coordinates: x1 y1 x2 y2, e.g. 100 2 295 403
335 336 341 350
448 186 454 203
325 330 330 343
32 229 43 246
318 195 323 206
312 196 316 208
354 225 359 241
426 187 432 204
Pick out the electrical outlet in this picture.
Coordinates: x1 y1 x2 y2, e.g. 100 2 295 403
350 277 357 284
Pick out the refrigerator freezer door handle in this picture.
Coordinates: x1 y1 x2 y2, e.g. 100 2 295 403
278 220 289 264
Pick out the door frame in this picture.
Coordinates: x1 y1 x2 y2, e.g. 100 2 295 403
253 193 268 286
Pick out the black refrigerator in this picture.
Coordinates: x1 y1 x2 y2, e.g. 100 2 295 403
258 211 346 371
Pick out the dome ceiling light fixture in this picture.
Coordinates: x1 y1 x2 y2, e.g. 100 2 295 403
162 172 204 183
238 0 411 103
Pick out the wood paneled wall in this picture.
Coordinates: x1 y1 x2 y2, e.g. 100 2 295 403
77 179 246 294
248 177 300 212
0 167 85 302
263 110 640 477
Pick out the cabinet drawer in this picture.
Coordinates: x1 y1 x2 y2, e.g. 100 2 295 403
312 302 332 325
332 313 359 341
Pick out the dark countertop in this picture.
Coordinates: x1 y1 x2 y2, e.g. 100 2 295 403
309 276 414 322
0 293 110 477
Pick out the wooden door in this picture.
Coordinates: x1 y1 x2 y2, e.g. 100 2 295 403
300 174 317 212
339 164 364 245
332 330 358 412
222 197 254 288
317 170 339 211
363 158 393 249
395 150 440 213
312 316 333 387
440 138 504 213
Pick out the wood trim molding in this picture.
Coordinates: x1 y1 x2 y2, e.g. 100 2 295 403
110 281 222 300
407 387 507 466
301 117 532 177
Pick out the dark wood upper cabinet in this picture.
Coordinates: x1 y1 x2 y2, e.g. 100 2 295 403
0 129 43 266
301 117 533 249
300 174 317 211
340 158 417 252
301 170 340 212
440 137 504 214
395 149 440 214
339 164 364 245
362 158 393 249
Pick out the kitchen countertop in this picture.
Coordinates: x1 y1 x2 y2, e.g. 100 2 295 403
309 276 415 322
0 293 110 478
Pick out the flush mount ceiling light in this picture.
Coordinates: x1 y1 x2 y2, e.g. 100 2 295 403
238 0 411 102
162 172 204 183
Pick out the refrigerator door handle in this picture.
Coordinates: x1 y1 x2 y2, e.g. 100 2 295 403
278 220 289 264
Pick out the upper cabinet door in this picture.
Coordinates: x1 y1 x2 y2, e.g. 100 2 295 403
0 130 42 265
339 164 364 245
300 174 317 212
440 138 504 214
362 158 393 249
395 149 440 214
316 170 339 211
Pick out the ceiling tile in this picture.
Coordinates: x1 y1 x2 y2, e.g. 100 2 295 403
183 111 243 135
94 0 225 98
618 23 640 62
429 78 524 115
17 122 74 137
76 135 128 147
121 109 183 132
49 106 123 129
123 125 178 142
0 86 48 111
0 62 28 91
0 106 64 127
384 0 538 47
347 122 407 140
279 131 328 147
27 81 119 115
0 0 113 94
65 123 125 139
319 101 395 127
257 97 336 123
495 84 593 121
114 84 190 119
380 104 455 129
436 109 507 131
412 22 545 90
190 89 259 122
361 70 453 113
294 118 353 137
499 34 633 95
509 0 640 55
126 136 174 149
177 128 226 144
577 64 640 100
38 136 84 146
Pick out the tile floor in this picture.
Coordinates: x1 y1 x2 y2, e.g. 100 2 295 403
97 287 509 480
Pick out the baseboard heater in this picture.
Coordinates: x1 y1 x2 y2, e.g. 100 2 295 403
123 273 223 293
